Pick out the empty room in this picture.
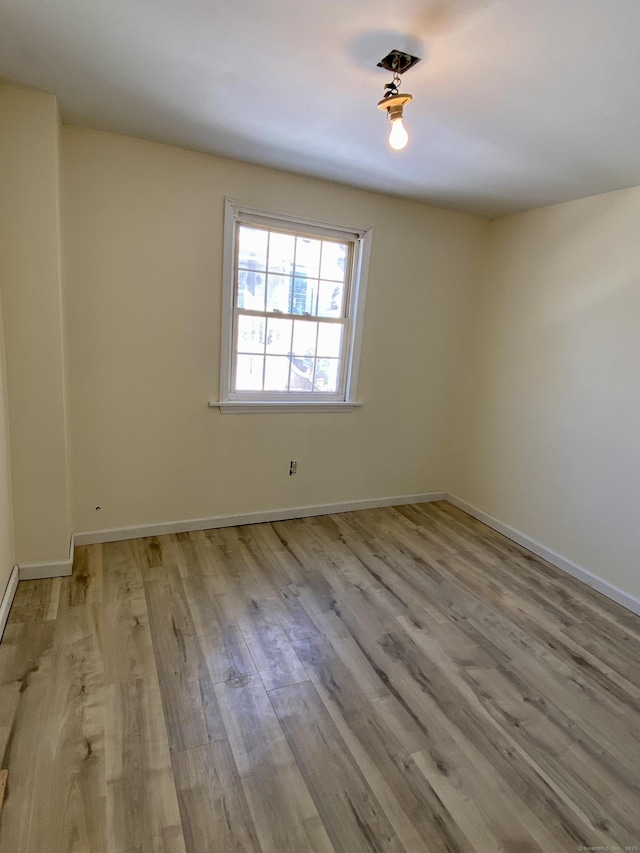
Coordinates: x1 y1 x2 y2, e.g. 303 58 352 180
0 1 639 851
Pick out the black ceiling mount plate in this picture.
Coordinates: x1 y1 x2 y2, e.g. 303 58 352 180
377 50 421 75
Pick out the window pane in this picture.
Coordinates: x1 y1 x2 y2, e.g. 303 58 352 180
317 280 344 317
266 317 293 354
264 356 290 391
289 357 314 392
237 315 265 353
266 274 292 313
237 269 265 310
316 323 342 358
238 226 268 271
236 354 264 390
294 237 321 279
291 276 318 315
268 232 295 274
292 320 317 356
320 241 347 282
314 358 339 393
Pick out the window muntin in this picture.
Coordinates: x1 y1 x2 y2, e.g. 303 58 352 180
232 224 353 397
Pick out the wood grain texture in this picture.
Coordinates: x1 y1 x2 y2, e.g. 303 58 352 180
0 769 6 815
0 500 638 851
61 543 103 609
28 603 106 853
7 578 61 624
179 531 257 686
216 674 335 853
143 564 225 752
270 679 405 853
0 620 56 851
105 678 186 852
173 740 261 853
101 539 156 685
102 541 186 853
207 527 309 690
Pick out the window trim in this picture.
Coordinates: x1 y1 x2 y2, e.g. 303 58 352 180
210 199 372 414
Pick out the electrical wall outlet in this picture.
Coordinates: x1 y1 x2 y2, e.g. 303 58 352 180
289 460 297 476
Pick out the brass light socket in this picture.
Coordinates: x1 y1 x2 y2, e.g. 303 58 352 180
377 92 413 120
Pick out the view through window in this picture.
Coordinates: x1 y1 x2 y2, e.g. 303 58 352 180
233 225 351 395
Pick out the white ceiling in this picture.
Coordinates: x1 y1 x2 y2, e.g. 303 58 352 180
1 0 640 217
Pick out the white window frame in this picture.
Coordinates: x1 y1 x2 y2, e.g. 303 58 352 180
209 199 372 414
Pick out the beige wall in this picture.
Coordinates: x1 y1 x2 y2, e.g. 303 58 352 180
0 84 71 565
450 187 640 600
0 293 15 600
62 126 487 534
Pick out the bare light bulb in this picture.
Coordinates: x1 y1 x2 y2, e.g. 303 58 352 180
388 117 409 150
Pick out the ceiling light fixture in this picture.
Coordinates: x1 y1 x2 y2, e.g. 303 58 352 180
377 50 421 151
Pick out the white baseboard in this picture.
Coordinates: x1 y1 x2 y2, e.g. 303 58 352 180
447 494 640 617
18 534 75 581
74 492 448 546
0 565 19 642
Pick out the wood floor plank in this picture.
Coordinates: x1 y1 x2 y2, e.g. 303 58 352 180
6 578 59 625
28 603 106 853
423 503 628 647
303 576 605 852
293 634 472 853
0 768 7 815
265 521 340 619
102 542 186 853
445 583 640 774
358 511 640 772
409 724 575 853
144 564 225 753
105 678 186 853
270 679 405 853
234 525 321 642
410 743 548 853
102 540 157 684
178 533 256 687
432 545 640 701
328 512 432 623
308 514 390 593
209 527 309 691
462 662 640 840
276 519 404 643
139 535 168 570
0 621 56 851
327 512 458 627
215 674 335 853
430 501 640 638
44 577 63 621
62 543 104 609
173 740 262 853
372 624 621 850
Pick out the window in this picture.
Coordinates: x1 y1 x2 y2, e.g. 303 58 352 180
211 200 371 413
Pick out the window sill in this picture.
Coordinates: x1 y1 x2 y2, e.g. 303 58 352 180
208 400 362 414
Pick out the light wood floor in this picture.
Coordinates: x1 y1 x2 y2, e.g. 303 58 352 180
1 501 639 852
